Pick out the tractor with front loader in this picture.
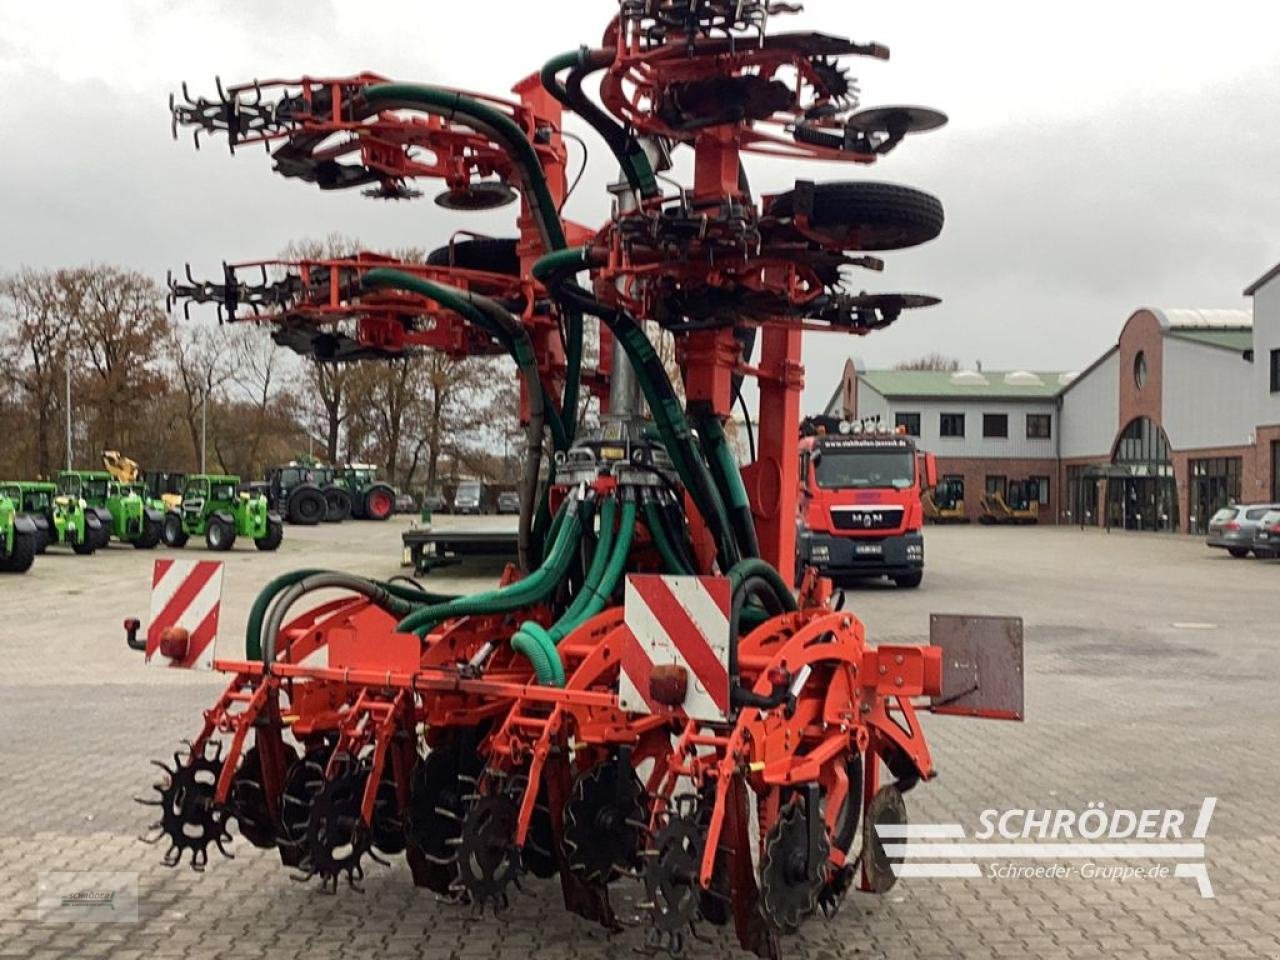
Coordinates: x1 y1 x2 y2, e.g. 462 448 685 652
141 5 1024 957
1 480 108 555
59 469 165 548
0 489 37 573
162 474 284 551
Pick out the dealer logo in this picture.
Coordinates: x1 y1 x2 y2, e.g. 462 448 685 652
878 798 1217 897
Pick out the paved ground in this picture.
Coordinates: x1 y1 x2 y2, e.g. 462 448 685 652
2 519 1278 959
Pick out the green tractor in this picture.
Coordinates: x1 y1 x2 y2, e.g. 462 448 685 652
0 489 37 573
0 480 107 554
257 463 334 525
58 470 164 549
339 463 396 521
163 474 283 552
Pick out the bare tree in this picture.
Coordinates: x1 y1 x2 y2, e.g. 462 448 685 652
895 353 961 372
169 316 236 469
0 268 72 476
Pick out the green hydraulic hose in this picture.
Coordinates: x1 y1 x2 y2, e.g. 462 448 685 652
513 496 638 686
397 498 583 637
692 410 761 559
642 495 691 574
363 83 584 436
727 558 799 613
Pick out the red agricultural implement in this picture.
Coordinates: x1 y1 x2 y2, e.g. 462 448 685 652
141 2 1022 956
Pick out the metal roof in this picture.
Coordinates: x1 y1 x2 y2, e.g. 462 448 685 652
1166 328 1254 352
858 369 1070 400
1148 307 1252 330
1244 262 1280 296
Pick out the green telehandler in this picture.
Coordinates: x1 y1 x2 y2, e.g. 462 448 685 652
58 470 164 548
0 489 37 573
162 474 283 552
0 481 107 554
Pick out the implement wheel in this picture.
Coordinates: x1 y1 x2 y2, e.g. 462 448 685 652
767 181 944 250
426 237 520 276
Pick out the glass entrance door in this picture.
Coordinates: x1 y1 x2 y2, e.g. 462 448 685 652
1107 477 1178 532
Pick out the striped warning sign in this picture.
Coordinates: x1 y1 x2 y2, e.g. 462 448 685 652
145 559 224 670
619 575 732 722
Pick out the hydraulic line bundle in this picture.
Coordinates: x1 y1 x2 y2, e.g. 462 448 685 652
141 3 1023 956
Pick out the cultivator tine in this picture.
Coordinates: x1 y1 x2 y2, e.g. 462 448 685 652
432 806 462 822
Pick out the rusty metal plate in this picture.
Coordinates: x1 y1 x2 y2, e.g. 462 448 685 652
929 614 1024 721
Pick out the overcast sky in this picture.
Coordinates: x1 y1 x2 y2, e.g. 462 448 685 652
3 0 1278 408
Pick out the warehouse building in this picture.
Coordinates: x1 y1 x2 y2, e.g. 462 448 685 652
825 266 1280 533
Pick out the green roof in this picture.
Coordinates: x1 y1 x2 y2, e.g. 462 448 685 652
859 370 1071 400
1166 329 1254 352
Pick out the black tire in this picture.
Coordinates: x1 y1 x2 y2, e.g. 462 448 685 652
91 508 114 549
0 530 36 573
363 485 396 521
71 530 96 555
206 517 237 552
1227 547 1251 558
255 518 284 552
286 486 327 525
30 516 50 554
322 487 352 523
766 181 944 250
893 570 924 589
163 513 189 548
425 237 520 276
133 516 163 549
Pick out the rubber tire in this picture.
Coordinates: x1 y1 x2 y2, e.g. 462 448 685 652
0 530 36 573
91 509 114 549
163 513 189 548
1227 547 1251 558
893 571 924 589
31 517 50 554
255 519 284 552
363 485 395 521
206 517 237 552
71 531 96 556
322 487 352 523
133 516 163 549
425 237 520 276
766 181 945 250
286 487 326 526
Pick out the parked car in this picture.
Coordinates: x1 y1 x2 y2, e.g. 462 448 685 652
424 491 447 514
394 492 417 514
1206 504 1279 557
453 480 484 515
1251 509 1280 559
496 491 521 514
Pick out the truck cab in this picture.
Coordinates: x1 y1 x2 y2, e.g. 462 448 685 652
796 420 937 588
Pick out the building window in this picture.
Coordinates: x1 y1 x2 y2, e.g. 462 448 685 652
1031 476 1051 505
1189 457 1243 535
940 413 965 438
1026 413 1052 439
1273 442 1280 502
985 475 1007 499
983 413 1008 439
1271 348 1280 393
895 412 921 437
1134 350 1148 389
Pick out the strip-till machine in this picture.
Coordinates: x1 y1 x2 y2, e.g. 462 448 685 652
145 3 1021 955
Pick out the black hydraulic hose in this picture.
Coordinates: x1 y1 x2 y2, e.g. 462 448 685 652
262 573 417 668
540 48 660 199
536 253 740 570
692 407 761 560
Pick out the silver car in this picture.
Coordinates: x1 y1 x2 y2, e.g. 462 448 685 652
1251 509 1280 559
1206 504 1280 557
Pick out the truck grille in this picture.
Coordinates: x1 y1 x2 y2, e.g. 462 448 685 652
830 506 903 531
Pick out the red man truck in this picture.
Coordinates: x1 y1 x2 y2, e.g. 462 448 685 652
796 416 937 588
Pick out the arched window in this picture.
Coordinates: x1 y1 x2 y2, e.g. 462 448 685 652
1109 418 1177 532
1112 417 1172 477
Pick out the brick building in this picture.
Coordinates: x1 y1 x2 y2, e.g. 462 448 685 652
824 268 1280 532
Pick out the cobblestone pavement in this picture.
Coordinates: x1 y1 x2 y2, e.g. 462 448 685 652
2 521 1278 959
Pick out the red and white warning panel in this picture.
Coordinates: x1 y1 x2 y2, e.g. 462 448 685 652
145 559 224 670
619 575 732 722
